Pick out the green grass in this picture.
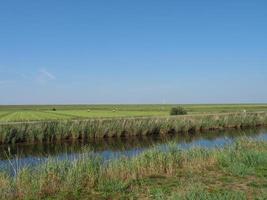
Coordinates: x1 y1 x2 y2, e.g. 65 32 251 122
0 111 73 122
46 109 167 119
0 138 266 199
0 104 267 122
0 112 267 144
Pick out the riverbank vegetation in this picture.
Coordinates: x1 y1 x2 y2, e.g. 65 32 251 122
0 138 266 199
1 127 264 160
0 112 267 144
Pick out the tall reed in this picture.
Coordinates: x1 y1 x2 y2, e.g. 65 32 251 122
0 112 267 144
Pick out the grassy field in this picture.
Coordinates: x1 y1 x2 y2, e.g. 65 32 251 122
0 138 266 199
0 104 267 122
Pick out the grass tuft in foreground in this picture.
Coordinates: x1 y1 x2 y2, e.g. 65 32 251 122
0 138 267 199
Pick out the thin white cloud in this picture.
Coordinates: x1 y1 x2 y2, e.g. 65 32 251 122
39 69 56 80
35 69 56 85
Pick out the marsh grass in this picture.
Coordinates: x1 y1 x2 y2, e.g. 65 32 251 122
0 112 267 144
169 186 247 200
0 138 266 199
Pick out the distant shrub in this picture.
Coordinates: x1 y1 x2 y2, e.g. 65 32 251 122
170 107 187 115
52 108 57 111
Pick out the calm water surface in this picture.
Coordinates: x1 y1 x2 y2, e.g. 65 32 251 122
0 127 267 173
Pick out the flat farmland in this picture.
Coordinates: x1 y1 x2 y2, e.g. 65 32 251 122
0 104 267 122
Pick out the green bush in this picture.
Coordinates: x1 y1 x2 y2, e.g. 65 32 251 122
170 107 187 115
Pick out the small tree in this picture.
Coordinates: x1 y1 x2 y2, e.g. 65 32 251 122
170 106 187 115
52 108 57 111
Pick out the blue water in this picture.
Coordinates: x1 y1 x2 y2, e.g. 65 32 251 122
0 127 267 174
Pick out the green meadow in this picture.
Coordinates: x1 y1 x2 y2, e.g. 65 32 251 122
0 104 267 122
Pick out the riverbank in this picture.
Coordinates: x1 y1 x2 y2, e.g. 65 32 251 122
0 112 267 144
0 138 266 199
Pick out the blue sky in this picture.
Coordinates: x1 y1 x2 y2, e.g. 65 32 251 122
0 0 266 104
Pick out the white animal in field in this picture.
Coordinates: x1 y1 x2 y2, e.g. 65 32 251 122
243 110 247 113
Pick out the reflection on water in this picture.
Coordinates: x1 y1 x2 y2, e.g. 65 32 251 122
0 127 267 173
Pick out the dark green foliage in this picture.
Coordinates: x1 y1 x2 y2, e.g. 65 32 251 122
170 107 187 115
